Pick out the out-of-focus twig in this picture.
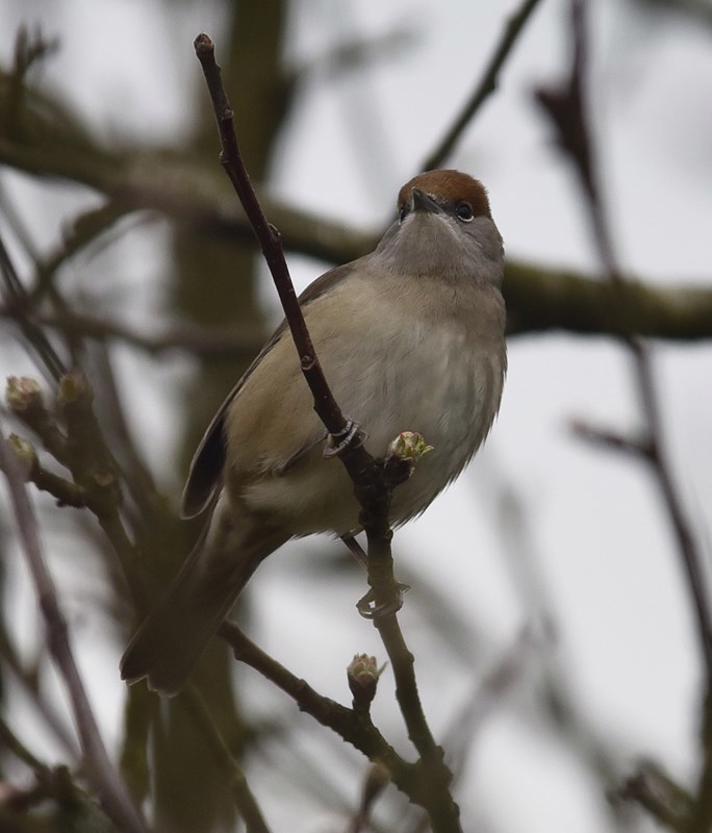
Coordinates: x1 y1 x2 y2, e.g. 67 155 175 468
0 717 47 773
611 760 694 833
0 231 66 382
29 201 133 304
0 423 148 833
421 0 544 172
345 763 391 833
535 3 712 830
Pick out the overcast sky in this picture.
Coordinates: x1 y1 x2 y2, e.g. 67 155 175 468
2 1 712 831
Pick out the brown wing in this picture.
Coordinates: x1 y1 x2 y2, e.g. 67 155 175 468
180 261 359 518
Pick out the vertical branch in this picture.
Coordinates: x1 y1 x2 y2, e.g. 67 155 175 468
194 34 461 833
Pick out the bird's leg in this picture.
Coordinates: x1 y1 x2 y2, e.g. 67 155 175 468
341 535 410 619
340 534 368 568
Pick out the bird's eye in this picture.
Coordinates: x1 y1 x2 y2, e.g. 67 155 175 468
455 202 474 222
399 205 408 223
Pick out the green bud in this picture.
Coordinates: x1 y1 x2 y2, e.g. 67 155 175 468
387 431 433 462
58 371 91 407
347 653 380 708
6 376 42 413
5 434 38 479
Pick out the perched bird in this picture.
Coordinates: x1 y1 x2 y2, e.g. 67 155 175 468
121 169 507 694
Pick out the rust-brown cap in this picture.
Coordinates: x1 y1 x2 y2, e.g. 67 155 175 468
398 169 491 219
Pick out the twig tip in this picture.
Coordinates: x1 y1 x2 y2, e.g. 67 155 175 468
193 33 214 56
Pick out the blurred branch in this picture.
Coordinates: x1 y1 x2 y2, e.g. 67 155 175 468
292 25 417 84
0 231 66 382
539 0 712 683
0 627 79 759
345 763 390 833
611 760 694 832
0 717 47 773
0 74 712 340
0 305 263 358
0 423 148 833
29 201 134 304
536 3 712 830
570 418 652 458
2 70 712 343
6 25 59 135
421 0 544 171
503 261 712 341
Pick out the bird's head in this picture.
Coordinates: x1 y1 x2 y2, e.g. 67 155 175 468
376 169 503 286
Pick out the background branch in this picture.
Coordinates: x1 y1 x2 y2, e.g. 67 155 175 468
0 424 148 833
421 0 544 171
2 74 711 343
536 3 712 829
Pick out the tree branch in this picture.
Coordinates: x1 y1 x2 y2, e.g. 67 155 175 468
421 0 544 171
536 4 712 830
2 80 711 343
195 34 461 833
0 423 149 833
220 622 427 803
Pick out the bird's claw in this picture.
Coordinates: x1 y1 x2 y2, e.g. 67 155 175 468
323 420 362 458
356 582 410 619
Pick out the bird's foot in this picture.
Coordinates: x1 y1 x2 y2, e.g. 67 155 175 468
356 583 410 620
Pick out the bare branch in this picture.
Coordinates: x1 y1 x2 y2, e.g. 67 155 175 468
2 109 712 343
0 423 149 833
195 33 461 832
535 3 712 829
421 0 544 171
612 761 693 833
220 622 425 802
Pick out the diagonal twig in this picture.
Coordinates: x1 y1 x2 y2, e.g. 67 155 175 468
421 0 544 172
194 33 460 833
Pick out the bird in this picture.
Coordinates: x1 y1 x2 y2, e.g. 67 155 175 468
120 169 507 694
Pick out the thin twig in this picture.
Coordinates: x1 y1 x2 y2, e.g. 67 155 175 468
421 0 544 172
345 763 390 833
195 34 460 832
545 0 712 680
0 230 66 382
0 423 148 833
0 717 47 773
220 622 422 799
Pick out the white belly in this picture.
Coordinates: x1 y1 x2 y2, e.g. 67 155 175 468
361 323 504 524
267 323 502 534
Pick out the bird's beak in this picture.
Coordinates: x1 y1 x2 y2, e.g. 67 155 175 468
410 188 441 214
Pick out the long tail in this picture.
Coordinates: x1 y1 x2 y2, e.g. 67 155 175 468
120 504 286 695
